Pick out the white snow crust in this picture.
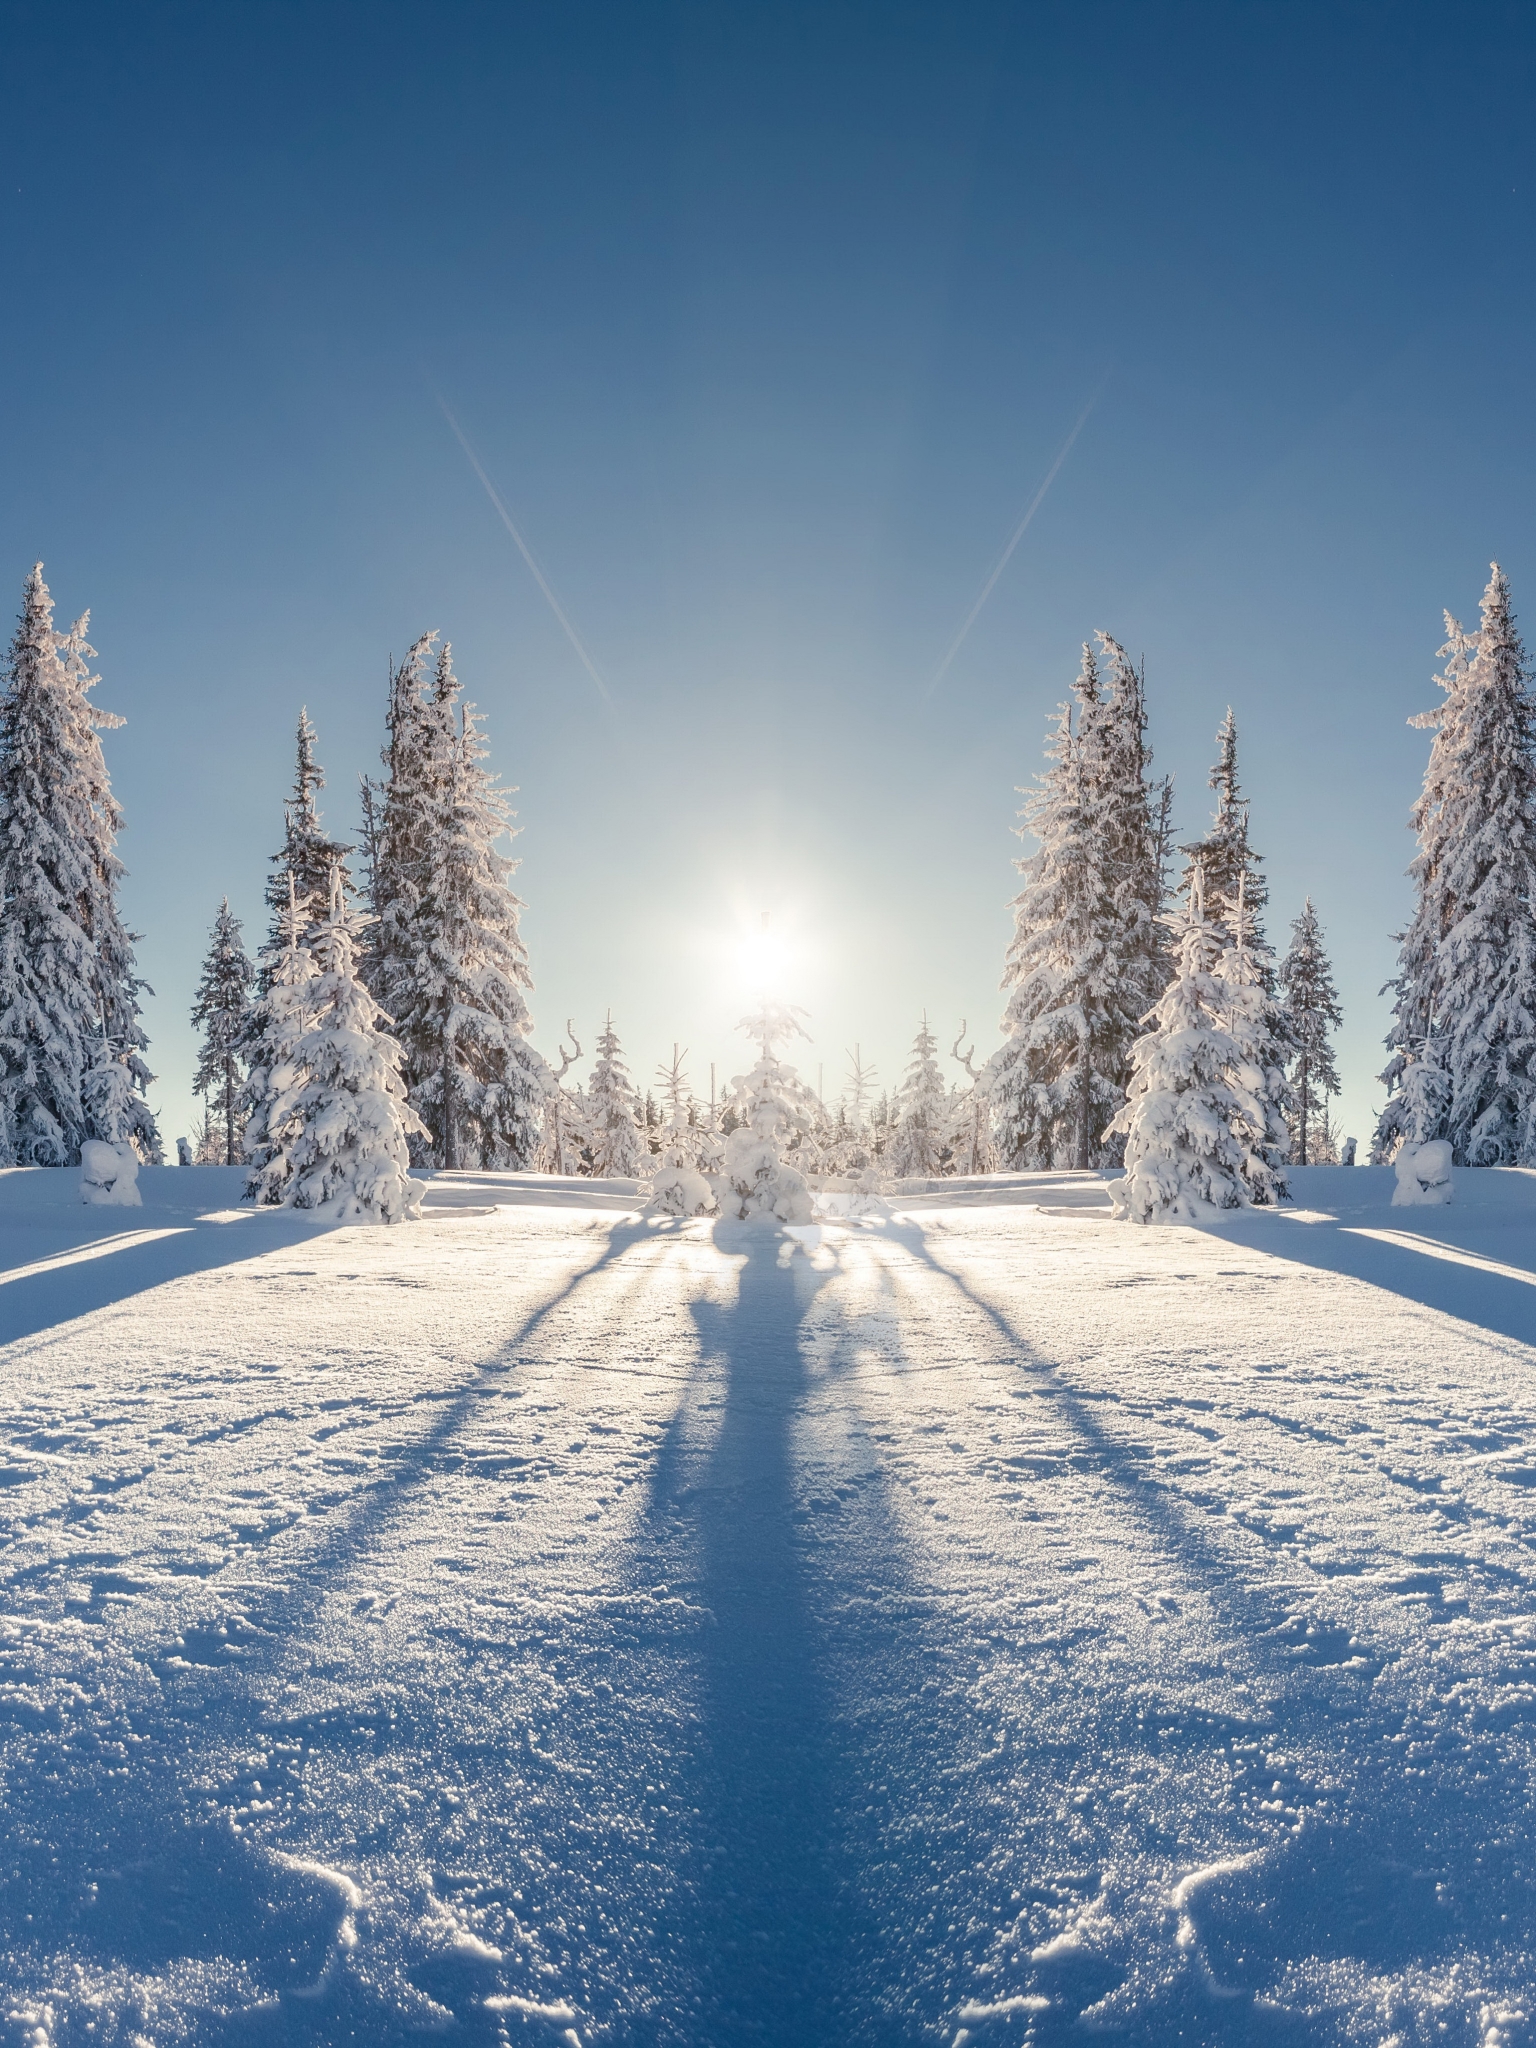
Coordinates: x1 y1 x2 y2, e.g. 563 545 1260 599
3 1163 1536 2042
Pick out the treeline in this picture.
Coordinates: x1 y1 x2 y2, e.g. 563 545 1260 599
0 558 1521 1219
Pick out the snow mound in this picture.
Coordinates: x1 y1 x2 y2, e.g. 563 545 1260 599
1393 1139 1454 1206
647 1163 715 1217
79 1140 141 1208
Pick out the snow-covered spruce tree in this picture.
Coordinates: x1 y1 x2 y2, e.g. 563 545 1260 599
1182 710 1294 1176
585 1015 648 1178
255 871 424 1221
1376 568 1536 1165
840 1044 879 1170
245 879 317 1203
1181 709 1263 943
1279 898 1342 1165
1106 873 1278 1222
888 1015 950 1176
383 644 550 1168
1373 615 1474 1164
647 1045 715 1216
263 709 353 950
719 1002 814 1224
1217 879 1289 1202
242 712 352 1172
988 635 1168 1170
83 1035 136 1148
191 898 254 1165
0 567 160 1164
366 633 439 1026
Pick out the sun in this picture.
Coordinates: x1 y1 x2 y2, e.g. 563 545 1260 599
736 913 790 995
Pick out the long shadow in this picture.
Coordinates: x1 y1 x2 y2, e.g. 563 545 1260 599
871 1222 1522 2040
665 1223 860 2045
1199 1207 1536 1350
0 1211 346 1348
0 1216 656 2047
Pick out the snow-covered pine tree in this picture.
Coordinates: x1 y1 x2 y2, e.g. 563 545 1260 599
841 1044 879 1170
245 879 318 1204
1218 878 1289 1202
383 643 549 1168
1376 567 1536 1164
888 1015 950 1176
1181 709 1263 943
241 711 353 1169
719 1002 814 1224
57 612 161 1161
367 632 439 1027
263 709 353 953
0 567 160 1164
1373 615 1474 1163
191 898 254 1164
256 869 424 1221
1182 710 1294 1175
1107 871 1277 1222
647 1044 715 1215
83 1034 135 1148
1097 633 1172 1053
655 1045 695 1162
1279 898 1342 1165
585 1015 647 1178
988 635 1168 1171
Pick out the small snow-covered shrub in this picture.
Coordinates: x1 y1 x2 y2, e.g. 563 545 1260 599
80 1140 140 1207
1392 1139 1453 1207
648 1163 715 1218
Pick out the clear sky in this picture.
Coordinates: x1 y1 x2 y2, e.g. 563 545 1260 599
3 0 1534 1149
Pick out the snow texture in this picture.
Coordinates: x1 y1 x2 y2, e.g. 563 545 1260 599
7 1163 1536 2042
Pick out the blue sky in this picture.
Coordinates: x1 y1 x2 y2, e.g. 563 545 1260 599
3 0 1534 1146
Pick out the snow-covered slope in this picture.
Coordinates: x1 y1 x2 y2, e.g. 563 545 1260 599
0 1167 1534 2042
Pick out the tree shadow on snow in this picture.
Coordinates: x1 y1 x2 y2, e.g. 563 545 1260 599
868 1222 1524 2044
1199 1205 1536 1352
0 1209 348 1350
0 1217 658 2048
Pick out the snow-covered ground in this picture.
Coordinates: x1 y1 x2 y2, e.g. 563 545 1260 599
3 1164 1536 2044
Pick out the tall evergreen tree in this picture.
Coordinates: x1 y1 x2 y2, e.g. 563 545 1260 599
383 643 550 1167
1375 567 1536 1164
0 566 159 1164
1218 878 1289 1201
1182 711 1294 1174
245 878 317 1202
988 635 1167 1169
191 899 254 1165
1107 873 1278 1221
263 709 353 958
1181 710 1265 941
242 711 351 1170
1279 899 1342 1165
254 870 425 1221
585 1015 647 1177
368 632 438 1021
888 1015 949 1176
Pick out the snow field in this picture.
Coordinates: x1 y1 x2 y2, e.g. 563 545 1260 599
0 1173 1535 2041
